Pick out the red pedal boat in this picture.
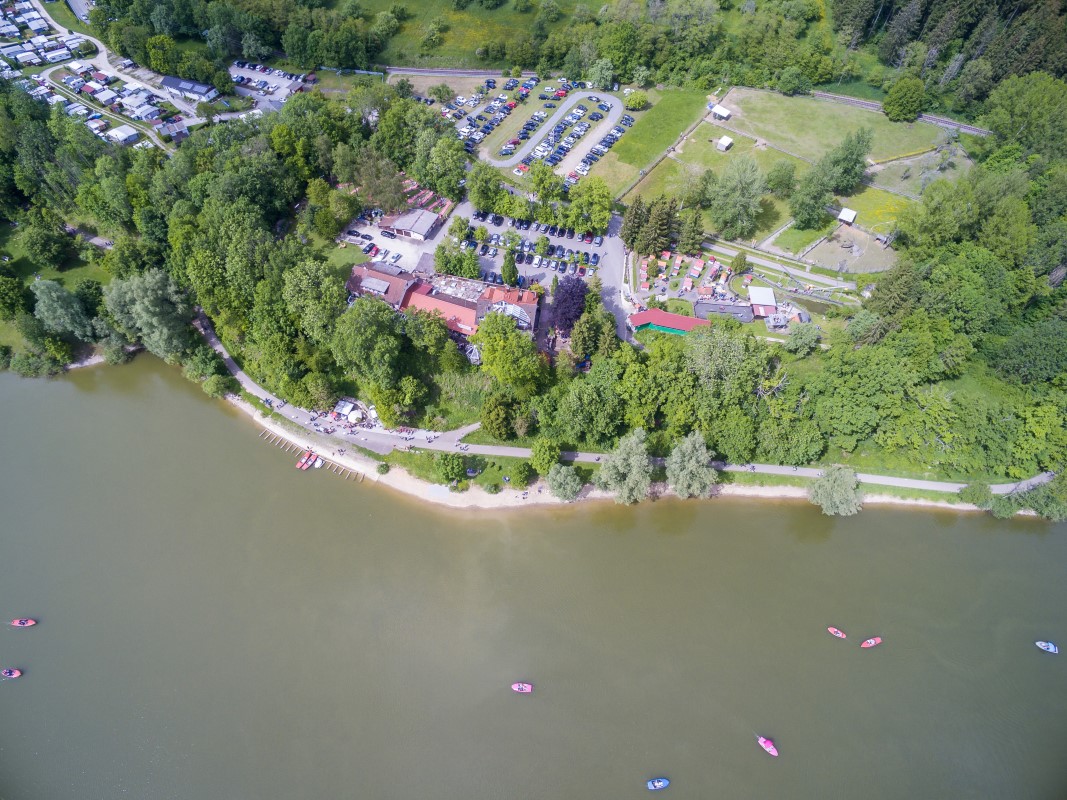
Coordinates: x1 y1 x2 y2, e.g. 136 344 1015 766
827 627 846 639
861 637 883 648
511 682 533 693
296 450 316 470
1 668 22 679
10 619 36 627
756 735 779 757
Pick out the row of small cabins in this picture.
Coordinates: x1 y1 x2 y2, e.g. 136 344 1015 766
347 260 540 336
0 1 53 41
1 32 85 69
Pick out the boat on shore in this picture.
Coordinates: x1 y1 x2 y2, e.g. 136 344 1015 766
757 736 779 757
827 627 846 639
511 682 533 693
861 637 883 648
1 668 21 678
647 777 670 790
313 456 324 468
1036 641 1059 654
296 450 315 470
10 618 36 627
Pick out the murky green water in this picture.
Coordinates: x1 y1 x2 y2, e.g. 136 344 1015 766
1 358 1065 799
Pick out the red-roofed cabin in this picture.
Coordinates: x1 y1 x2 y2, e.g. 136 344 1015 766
404 284 479 336
628 308 710 335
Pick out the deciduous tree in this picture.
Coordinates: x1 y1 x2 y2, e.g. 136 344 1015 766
596 427 652 504
665 431 719 498
808 464 863 516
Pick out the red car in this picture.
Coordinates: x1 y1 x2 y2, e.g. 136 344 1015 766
583 232 594 243
370 245 379 256
506 101 517 109
554 90 567 98
508 138 521 145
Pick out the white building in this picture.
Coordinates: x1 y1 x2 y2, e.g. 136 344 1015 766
710 103 731 120
838 208 858 225
716 135 733 152
107 124 139 144
160 75 218 103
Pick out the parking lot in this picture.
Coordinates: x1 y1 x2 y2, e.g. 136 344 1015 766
335 202 629 336
227 62 305 104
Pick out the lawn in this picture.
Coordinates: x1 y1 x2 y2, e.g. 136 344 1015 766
611 89 710 169
589 87 709 197
324 243 369 275
41 0 93 36
838 185 913 230
772 220 834 255
675 124 810 177
868 146 972 197
723 87 945 163
348 0 585 68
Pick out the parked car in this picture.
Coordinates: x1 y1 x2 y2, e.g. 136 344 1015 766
381 230 397 239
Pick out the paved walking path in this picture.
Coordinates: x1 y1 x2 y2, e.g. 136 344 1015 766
194 311 1051 498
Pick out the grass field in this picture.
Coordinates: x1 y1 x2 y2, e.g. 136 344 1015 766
587 88 710 197
839 185 913 230
41 0 93 37
623 128 805 243
324 243 369 274
868 146 972 197
772 220 833 254
350 0 583 68
723 87 945 162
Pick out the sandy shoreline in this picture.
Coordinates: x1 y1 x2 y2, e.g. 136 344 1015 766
229 396 993 515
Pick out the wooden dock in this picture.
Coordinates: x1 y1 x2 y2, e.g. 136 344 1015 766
259 428 362 481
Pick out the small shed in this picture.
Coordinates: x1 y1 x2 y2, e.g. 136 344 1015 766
716 135 733 152
838 207 857 225
710 104 731 120
748 286 778 318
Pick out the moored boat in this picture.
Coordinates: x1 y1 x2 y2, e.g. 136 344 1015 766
1035 641 1059 654
511 682 533 693
647 777 670 790
1 668 21 678
861 637 883 648
296 450 315 470
10 618 36 627
757 735 779 757
827 627 846 639
313 457 324 469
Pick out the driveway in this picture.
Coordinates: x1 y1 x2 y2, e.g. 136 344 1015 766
482 91 624 169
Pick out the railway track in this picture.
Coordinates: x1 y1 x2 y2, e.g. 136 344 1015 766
811 91 991 136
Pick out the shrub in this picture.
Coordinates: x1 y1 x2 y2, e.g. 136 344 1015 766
512 461 533 486
624 91 648 111
959 483 993 510
376 462 391 475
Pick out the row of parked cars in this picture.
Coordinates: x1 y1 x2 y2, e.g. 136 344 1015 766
232 61 306 83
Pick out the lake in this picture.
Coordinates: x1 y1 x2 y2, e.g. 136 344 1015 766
1 358 1065 799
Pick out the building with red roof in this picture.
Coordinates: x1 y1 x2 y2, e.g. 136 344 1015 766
404 283 479 336
477 285 540 330
628 308 710 335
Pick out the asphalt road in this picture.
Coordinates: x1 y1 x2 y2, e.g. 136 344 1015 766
480 91 624 169
63 0 90 23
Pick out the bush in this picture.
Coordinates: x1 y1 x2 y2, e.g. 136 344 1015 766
485 482 501 494
376 462 391 475
0 344 11 370
959 483 993 510
623 91 648 111
512 461 533 486
437 452 466 483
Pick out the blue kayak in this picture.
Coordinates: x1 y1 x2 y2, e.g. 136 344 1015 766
647 777 670 791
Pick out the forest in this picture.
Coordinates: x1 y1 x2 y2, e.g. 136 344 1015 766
81 0 1067 119
3 0 1067 515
